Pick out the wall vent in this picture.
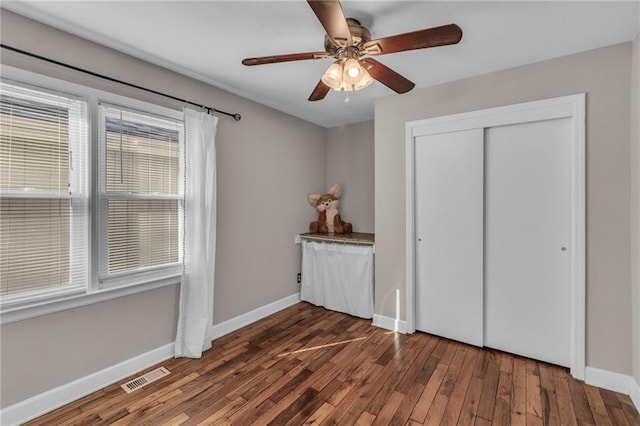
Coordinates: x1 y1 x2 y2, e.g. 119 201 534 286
120 367 170 393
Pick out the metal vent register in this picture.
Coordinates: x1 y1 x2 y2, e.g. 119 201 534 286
121 367 170 393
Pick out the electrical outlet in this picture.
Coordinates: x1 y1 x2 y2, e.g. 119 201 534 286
297 273 301 284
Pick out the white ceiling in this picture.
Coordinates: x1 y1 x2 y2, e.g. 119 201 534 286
3 1 639 128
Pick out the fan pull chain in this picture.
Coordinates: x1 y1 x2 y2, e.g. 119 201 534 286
344 84 356 103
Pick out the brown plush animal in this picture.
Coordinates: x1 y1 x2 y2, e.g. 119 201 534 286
308 183 353 234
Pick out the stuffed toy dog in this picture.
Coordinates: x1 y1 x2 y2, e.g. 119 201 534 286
308 183 353 234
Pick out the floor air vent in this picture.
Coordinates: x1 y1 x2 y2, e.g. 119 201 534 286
121 367 170 393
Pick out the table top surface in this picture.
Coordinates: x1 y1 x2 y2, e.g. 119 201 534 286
299 232 375 245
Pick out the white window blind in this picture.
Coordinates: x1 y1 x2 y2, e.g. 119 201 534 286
99 104 183 285
0 81 88 304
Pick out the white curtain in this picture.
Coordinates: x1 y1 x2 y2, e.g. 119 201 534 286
175 108 218 358
301 240 374 319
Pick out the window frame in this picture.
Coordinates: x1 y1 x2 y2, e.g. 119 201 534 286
97 103 185 290
0 80 89 308
0 65 184 324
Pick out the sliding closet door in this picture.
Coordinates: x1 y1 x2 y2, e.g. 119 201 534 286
414 129 484 347
484 118 572 367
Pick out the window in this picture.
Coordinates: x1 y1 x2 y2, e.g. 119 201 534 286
0 71 185 320
0 81 88 305
98 105 184 287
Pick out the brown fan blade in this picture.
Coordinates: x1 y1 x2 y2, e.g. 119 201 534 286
307 0 352 48
362 24 462 56
308 80 331 101
242 52 329 66
362 58 415 94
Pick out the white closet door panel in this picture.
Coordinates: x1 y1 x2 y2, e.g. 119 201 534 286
415 129 484 347
484 118 571 367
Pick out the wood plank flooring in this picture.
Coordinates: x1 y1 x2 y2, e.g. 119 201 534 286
27 302 640 425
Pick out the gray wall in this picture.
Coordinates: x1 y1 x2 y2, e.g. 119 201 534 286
326 120 375 233
632 33 640 386
375 43 633 375
213 92 326 324
0 286 179 407
0 10 327 407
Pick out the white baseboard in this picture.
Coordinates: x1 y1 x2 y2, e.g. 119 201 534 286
585 367 640 412
631 377 640 414
209 292 300 341
0 343 174 426
372 314 408 334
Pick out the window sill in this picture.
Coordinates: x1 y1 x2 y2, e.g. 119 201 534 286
0 275 181 325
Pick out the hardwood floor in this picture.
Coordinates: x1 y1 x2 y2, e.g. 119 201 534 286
28 302 640 425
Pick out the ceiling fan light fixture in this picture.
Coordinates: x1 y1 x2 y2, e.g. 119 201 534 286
340 57 373 91
344 58 361 79
321 57 374 92
342 64 373 91
321 61 344 89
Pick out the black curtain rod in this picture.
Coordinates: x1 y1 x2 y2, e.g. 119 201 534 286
1 44 242 121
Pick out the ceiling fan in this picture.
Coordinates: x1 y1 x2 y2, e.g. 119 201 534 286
241 0 463 101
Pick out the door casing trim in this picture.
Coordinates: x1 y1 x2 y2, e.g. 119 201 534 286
404 94 586 380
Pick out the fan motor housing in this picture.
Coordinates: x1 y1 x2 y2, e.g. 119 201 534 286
324 18 371 54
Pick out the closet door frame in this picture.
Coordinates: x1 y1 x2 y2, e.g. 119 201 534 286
405 93 586 380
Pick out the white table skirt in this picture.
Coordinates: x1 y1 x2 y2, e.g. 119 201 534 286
301 240 374 319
